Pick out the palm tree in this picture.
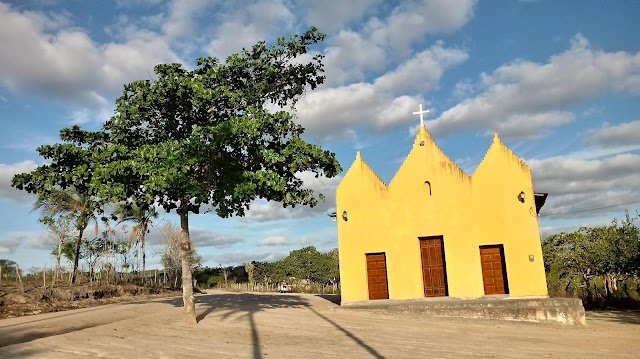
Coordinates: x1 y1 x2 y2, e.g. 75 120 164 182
34 188 98 284
114 203 158 285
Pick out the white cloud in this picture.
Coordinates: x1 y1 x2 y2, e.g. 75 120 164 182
189 227 243 248
429 34 640 138
244 172 342 222
116 0 166 8
375 42 468 93
68 106 113 125
301 0 379 33
144 225 242 248
317 0 474 86
322 30 387 86
296 43 467 137
205 251 288 266
490 111 575 140
162 0 211 40
0 230 55 254
586 120 640 147
204 0 294 59
0 3 182 110
0 161 39 202
257 236 291 247
0 237 23 254
529 153 640 218
384 0 476 55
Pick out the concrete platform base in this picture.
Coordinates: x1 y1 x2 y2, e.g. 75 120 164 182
339 297 586 325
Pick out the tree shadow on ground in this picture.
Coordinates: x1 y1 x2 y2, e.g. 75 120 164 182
315 294 340 305
0 345 49 358
155 292 384 359
588 310 640 325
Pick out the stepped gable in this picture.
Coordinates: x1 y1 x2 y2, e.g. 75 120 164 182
343 127 531 193
471 133 531 178
388 125 470 187
339 151 388 191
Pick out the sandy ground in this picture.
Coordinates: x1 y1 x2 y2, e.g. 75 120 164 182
0 290 638 359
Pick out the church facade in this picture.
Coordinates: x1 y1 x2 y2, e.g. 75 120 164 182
335 124 549 304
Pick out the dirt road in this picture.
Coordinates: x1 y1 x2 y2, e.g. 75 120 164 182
0 290 638 358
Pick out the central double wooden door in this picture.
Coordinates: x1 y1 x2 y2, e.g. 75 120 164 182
420 237 448 297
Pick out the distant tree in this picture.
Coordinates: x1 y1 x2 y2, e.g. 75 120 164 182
40 213 77 283
0 259 19 282
114 240 133 282
253 261 277 286
220 266 231 287
12 124 107 285
245 262 255 287
29 188 99 284
161 224 201 290
325 248 340 287
59 239 80 282
285 246 329 283
0 259 18 272
542 211 640 305
113 203 158 285
83 232 114 284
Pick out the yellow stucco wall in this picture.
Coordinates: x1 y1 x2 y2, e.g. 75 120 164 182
336 126 548 304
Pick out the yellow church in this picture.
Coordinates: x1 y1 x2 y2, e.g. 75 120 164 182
336 106 549 304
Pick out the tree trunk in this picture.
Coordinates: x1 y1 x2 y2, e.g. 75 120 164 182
16 264 24 293
142 229 147 286
179 206 197 323
55 239 62 284
71 221 86 284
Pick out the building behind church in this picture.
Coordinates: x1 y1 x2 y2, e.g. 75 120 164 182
335 123 549 304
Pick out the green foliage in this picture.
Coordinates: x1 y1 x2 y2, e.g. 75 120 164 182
60 239 80 264
12 186 101 283
206 276 222 288
79 26 340 221
252 246 339 286
0 259 18 273
543 211 640 308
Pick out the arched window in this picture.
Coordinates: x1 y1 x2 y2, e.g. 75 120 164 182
424 181 432 196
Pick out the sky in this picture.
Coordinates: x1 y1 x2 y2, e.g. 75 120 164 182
1 0 639 271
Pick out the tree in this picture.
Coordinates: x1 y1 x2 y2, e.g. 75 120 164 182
83 232 113 285
542 211 640 304
85 27 340 322
12 123 108 284
31 188 99 284
59 239 80 282
160 224 201 290
113 203 158 285
114 240 133 282
220 265 231 287
0 259 18 284
41 213 78 283
245 262 255 287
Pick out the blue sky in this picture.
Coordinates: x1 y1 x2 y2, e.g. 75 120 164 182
1 0 639 271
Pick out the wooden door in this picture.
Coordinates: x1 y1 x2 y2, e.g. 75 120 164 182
420 237 447 297
480 245 509 295
366 253 389 300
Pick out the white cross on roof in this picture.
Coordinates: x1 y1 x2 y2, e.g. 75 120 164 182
412 104 430 126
